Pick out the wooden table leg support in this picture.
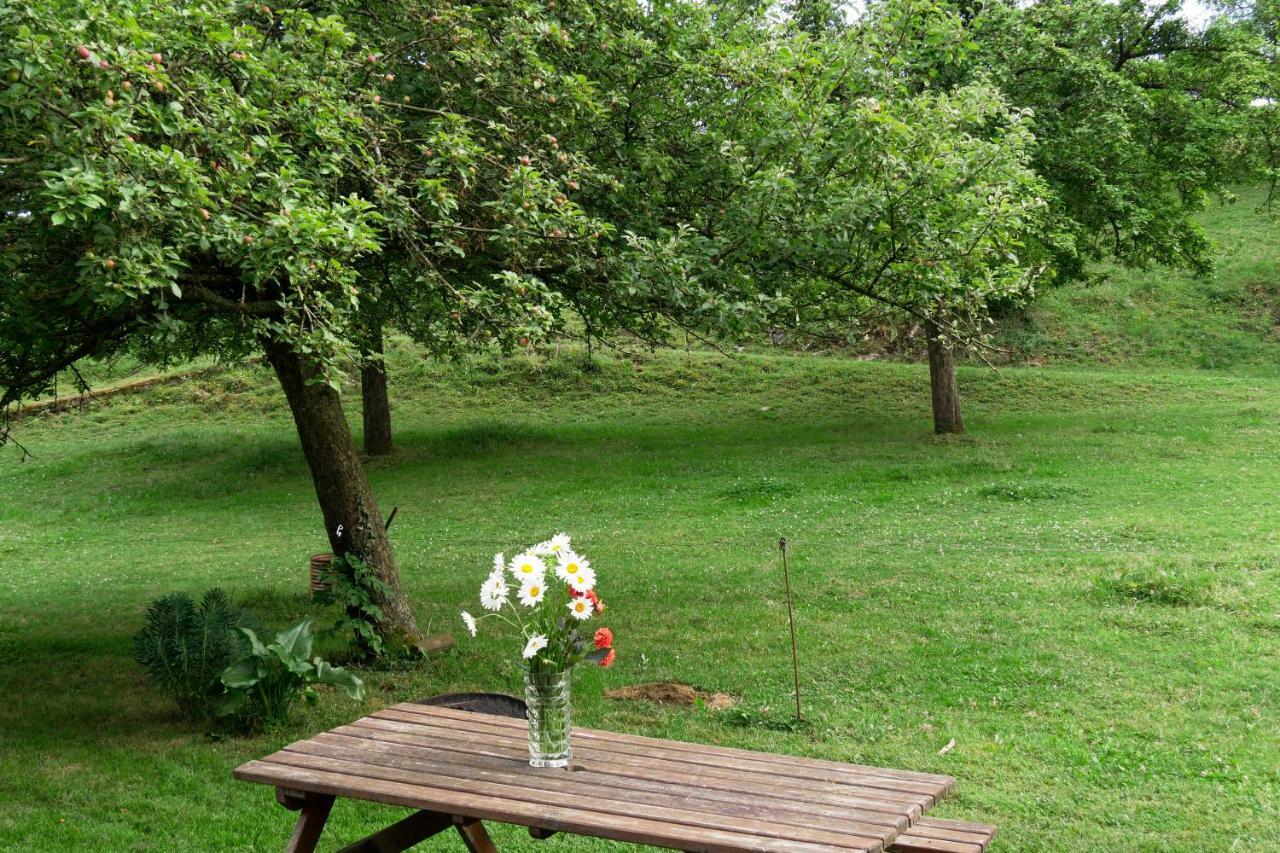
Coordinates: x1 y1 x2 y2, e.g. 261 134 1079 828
336 809 455 853
455 817 499 853
275 788 335 853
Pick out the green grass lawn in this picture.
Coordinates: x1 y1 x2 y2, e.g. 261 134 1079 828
998 187 1280 372
1 348 1278 850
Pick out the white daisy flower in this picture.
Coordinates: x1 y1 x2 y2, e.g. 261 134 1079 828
554 551 591 585
460 611 477 637
566 565 596 594
491 552 505 578
547 532 571 555
517 578 546 607
508 552 547 583
566 596 594 620
480 574 508 611
531 539 553 556
522 634 549 659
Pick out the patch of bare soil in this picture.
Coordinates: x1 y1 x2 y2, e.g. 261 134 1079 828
604 681 735 710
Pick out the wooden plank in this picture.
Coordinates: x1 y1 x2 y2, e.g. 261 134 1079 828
322 725 919 819
338 717 930 816
886 837 981 853
266 749 888 851
390 704 953 795
337 712 931 819
303 731 912 834
234 759 880 853
887 818 997 853
395 703 953 788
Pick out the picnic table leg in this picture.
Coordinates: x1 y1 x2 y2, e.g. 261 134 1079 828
455 817 499 853
275 788 335 853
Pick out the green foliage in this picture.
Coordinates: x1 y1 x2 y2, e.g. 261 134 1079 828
957 0 1262 280
129 588 262 725
314 553 393 660
219 617 364 729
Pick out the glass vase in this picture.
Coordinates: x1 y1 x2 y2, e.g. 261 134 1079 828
524 668 572 768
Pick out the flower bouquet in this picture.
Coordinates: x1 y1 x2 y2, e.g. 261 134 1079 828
461 533 614 767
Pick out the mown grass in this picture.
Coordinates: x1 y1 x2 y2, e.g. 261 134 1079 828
998 186 1280 371
1 347 1278 851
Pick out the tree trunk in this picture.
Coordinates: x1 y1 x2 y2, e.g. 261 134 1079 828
263 337 420 645
361 319 393 456
925 319 965 435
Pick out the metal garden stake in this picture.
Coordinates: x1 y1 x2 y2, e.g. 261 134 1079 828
778 537 802 722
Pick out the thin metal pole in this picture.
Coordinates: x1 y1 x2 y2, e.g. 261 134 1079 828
779 537 802 721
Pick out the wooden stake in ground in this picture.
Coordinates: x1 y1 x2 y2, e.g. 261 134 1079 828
778 537 802 722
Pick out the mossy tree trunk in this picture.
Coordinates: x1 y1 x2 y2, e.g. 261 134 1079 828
925 318 965 435
263 337 420 645
361 317 393 456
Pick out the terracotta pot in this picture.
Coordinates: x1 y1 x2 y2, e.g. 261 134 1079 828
309 553 333 596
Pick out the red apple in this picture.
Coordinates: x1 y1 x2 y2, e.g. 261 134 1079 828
199 208 210 221
151 52 163 63
104 258 117 270
76 45 91 60
242 235 254 244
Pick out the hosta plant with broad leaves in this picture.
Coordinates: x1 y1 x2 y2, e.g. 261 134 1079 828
219 617 364 729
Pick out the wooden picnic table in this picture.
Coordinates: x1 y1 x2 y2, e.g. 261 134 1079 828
234 703 959 853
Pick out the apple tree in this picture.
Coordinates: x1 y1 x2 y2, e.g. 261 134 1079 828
0 0 611 645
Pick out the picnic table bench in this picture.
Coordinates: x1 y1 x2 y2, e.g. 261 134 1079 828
235 703 994 852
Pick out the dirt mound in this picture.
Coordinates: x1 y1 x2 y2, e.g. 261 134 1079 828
604 681 735 710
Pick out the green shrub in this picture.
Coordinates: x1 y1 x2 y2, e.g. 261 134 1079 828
219 617 364 729
130 588 263 724
314 553 392 660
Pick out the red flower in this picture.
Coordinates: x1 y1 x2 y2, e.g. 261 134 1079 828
599 648 615 668
586 589 605 614
593 627 613 650
568 586 581 598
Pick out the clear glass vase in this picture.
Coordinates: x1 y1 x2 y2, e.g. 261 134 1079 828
524 668 572 768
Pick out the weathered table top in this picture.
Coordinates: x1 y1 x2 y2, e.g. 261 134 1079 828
235 703 955 853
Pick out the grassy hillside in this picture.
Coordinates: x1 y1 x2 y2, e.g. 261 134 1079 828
998 187 1280 371
1 350 1278 850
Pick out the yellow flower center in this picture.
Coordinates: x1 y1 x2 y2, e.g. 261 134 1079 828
520 563 533 573
530 586 540 597
565 562 578 572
